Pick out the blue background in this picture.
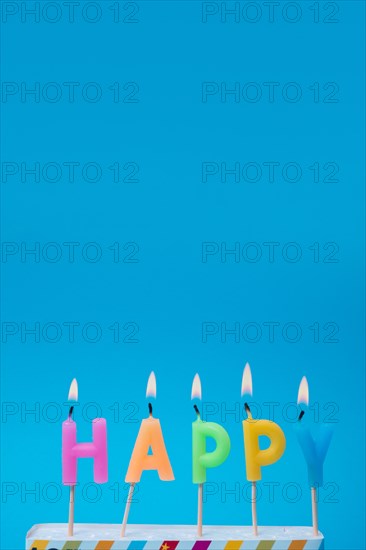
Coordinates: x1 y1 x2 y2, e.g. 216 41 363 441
1 1 365 549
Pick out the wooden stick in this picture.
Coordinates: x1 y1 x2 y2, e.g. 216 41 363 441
311 486 319 536
67 485 75 537
197 483 203 537
121 483 135 537
251 481 258 536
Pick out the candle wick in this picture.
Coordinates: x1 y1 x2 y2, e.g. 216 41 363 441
244 402 252 419
298 409 305 422
148 402 153 417
68 406 74 419
193 404 201 418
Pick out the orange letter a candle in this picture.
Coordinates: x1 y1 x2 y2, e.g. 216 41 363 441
125 408 174 482
121 372 173 537
125 372 174 482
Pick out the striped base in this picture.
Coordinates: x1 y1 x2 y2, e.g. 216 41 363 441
26 524 324 550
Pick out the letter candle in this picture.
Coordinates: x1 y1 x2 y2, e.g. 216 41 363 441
27 369 326 548
62 379 108 536
191 374 231 537
241 363 286 536
64 379 78 537
121 371 174 537
295 376 333 536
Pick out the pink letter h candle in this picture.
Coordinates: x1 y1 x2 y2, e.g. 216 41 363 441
62 417 108 485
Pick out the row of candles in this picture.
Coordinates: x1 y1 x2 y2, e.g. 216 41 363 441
62 364 333 537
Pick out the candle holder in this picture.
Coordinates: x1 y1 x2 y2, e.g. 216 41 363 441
26 524 325 549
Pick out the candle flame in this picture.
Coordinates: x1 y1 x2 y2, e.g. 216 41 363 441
68 378 78 401
191 373 202 400
297 376 309 406
241 362 253 397
146 371 156 398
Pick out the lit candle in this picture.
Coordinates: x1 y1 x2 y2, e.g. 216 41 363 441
121 371 174 537
241 363 286 535
191 373 231 537
62 379 108 536
295 376 333 535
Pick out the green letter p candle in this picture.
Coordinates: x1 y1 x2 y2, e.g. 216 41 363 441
192 416 231 483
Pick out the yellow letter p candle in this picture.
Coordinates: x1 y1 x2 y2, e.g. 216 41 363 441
243 417 286 481
241 363 286 482
241 363 286 536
